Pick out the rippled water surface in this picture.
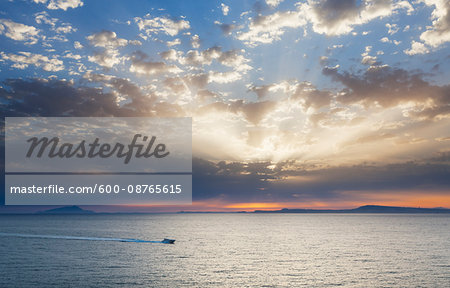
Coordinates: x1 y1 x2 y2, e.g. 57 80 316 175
1 214 449 287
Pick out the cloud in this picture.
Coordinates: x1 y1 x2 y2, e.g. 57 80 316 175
34 11 76 43
33 0 84 11
63 52 81 60
404 0 450 54
192 157 450 203
130 51 181 76
266 0 284 8
303 0 412 36
291 81 333 110
0 78 123 117
237 8 307 45
208 71 242 84
54 23 76 34
170 46 251 77
74 41 83 49
221 3 230 16
87 50 123 68
249 80 331 110
34 11 57 27
86 30 139 68
199 99 277 124
404 40 430 55
134 14 190 37
0 19 40 44
386 23 399 35
419 0 450 48
167 38 181 47
0 76 184 118
236 100 277 124
191 34 200 48
322 65 450 118
0 51 64 71
160 49 180 61
360 45 378 65
82 72 158 112
214 21 237 35
237 0 412 46
86 30 129 48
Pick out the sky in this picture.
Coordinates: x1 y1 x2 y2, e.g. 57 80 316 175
0 0 449 212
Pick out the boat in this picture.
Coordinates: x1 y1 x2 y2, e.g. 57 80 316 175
162 238 175 244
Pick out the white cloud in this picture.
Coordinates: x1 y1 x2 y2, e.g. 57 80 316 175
237 8 307 46
361 45 377 65
35 11 57 27
237 0 412 46
208 71 242 84
178 46 252 73
134 14 190 37
221 3 230 16
88 50 123 68
34 11 76 40
63 52 82 60
191 34 200 48
404 0 450 54
404 40 430 55
0 19 40 45
302 0 412 36
54 23 76 34
1 51 64 71
160 49 181 61
74 41 83 49
85 31 135 68
419 0 450 48
34 0 84 11
167 38 181 47
266 0 284 8
86 30 128 48
386 23 399 35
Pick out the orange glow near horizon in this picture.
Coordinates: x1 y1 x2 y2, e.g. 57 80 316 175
98 191 450 213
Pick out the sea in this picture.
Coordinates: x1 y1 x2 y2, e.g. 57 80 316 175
0 214 449 287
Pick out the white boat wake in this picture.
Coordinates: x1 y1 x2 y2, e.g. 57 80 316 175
0 232 175 244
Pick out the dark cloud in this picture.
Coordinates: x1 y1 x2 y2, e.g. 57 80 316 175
197 99 277 125
323 65 450 117
232 100 277 124
0 77 183 117
130 51 180 75
192 157 450 203
217 23 237 35
312 0 360 26
291 82 333 109
0 78 126 117
248 84 273 99
307 0 396 35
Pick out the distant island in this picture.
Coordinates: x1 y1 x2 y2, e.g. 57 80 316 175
37 206 95 214
253 205 450 213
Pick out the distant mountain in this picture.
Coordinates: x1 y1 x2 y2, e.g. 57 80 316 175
254 205 450 213
37 206 95 214
350 205 450 213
